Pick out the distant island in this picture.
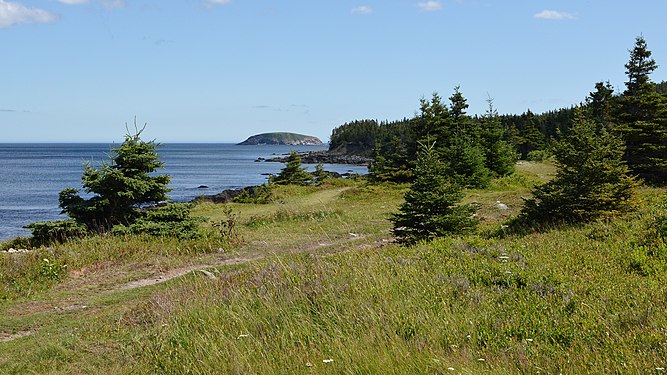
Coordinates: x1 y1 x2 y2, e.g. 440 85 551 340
238 132 323 146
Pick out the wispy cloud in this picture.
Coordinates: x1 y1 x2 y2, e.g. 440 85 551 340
0 108 30 113
0 0 58 28
102 0 126 9
58 0 89 4
351 6 373 15
534 9 576 20
204 0 231 7
418 1 442 12
58 0 126 9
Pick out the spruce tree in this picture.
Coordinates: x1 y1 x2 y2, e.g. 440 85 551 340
270 151 312 185
520 109 638 224
391 142 477 243
617 36 667 184
480 98 518 177
516 110 546 159
415 92 450 144
59 124 171 231
587 81 617 128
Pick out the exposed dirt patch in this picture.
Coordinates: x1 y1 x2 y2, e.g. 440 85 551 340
5 301 54 316
116 256 258 291
0 330 33 343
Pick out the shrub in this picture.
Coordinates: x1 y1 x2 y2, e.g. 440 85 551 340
111 203 204 240
233 184 273 204
26 220 89 247
526 149 553 162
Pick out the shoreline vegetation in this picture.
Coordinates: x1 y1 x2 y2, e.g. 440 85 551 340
1 163 666 373
1 35 667 373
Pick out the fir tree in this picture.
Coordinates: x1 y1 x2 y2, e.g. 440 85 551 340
270 151 312 185
587 81 617 129
480 98 518 177
59 123 171 231
312 163 329 185
520 109 638 224
516 110 546 159
415 92 450 144
617 36 667 184
391 142 477 243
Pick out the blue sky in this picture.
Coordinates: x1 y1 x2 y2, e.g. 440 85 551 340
1 0 666 143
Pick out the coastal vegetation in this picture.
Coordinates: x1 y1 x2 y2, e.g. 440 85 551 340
329 36 667 187
1 35 666 373
1 166 666 373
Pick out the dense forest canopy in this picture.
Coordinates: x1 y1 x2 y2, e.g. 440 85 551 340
329 37 667 185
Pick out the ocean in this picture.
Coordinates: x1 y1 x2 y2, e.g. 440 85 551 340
0 143 367 242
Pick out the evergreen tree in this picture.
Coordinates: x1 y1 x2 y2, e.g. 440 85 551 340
270 151 312 185
516 110 546 159
443 87 490 187
443 138 491 188
587 81 617 129
480 98 518 176
391 142 477 243
312 163 329 185
617 36 667 184
449 86 479 140
369 137 414 182
415 92 450 144
520 109 638 224
59 124 171 232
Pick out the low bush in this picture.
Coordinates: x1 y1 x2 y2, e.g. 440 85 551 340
26 219 89 247
111 203 205 240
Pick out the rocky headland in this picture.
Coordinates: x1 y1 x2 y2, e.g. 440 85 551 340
238 132 323 146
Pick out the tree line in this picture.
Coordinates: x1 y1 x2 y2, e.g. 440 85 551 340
329 36 667 187
380 36 666 242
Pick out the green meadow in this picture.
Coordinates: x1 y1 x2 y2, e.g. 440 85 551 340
1 162 666 374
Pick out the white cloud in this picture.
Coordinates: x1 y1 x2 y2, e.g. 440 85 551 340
205 0 231 6
102 0 126 9
534 10 576 20
0 0 57 28
58 0 89 4
418 1 442 11
59 0 125 8
352 6 373 15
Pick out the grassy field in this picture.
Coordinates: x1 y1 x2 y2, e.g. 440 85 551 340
1 162 666 374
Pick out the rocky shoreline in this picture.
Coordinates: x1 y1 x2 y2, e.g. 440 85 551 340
257 150 372 165
192 170 359 204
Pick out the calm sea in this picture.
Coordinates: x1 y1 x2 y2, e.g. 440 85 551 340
0 143 367 242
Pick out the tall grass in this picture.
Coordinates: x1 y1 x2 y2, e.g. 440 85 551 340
123 205 667 373
1 172 666 373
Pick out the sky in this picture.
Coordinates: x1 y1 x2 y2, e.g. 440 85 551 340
1 0 666 143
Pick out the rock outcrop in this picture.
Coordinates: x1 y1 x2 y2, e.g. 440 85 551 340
238 132 323 146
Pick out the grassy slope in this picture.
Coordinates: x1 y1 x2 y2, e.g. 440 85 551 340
1 163 666 374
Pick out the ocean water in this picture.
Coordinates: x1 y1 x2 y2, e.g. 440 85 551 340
0 143 367 242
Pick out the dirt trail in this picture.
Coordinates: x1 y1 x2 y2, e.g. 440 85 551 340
116 255 259 291
1 231 382 343
0 331 33 343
